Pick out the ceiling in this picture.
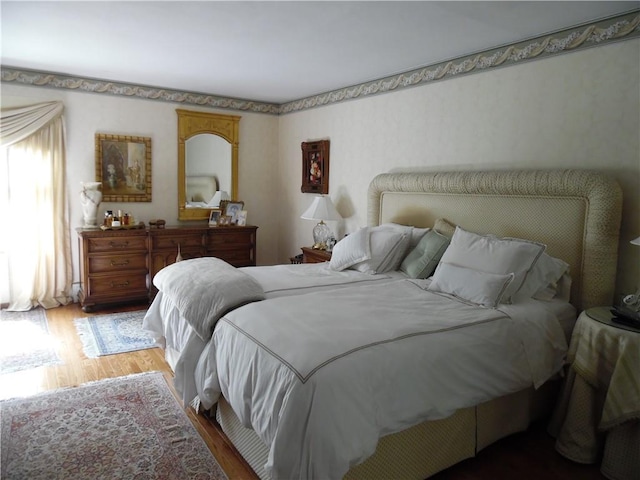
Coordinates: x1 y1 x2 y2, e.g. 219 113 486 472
1 1 638 104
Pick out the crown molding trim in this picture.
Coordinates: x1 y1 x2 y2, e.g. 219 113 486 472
1 11 638 116
280 11 640 114
0 69 280 114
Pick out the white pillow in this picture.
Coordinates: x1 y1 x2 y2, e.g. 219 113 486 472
329 227 371 271
352 229 408 274
376 233 412 273
435 226 545 303
513 252 569 302
533 272 572 302
378 223 430 249
428 263 514 308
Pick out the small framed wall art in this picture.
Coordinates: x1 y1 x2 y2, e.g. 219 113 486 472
96 133 152 202
301 140 329 194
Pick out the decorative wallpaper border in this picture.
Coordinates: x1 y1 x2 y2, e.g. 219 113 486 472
2 11 638 116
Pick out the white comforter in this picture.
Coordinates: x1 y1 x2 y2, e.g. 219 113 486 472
195 279 568 479
242 262 402 298
143 261 402 405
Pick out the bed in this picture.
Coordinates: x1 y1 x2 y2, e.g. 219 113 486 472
144 235 416 405
193 169 622 479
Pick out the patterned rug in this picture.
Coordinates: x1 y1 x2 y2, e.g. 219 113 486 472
74 310 156 357
0 372 227 479
0 308 62 375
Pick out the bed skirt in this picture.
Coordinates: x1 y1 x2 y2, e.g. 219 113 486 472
216 380 559 479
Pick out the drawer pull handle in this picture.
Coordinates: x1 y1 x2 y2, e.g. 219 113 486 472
110 260 130 266
110 280 130 288
109 241 129 248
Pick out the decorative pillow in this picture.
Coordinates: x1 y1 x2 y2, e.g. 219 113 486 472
352 229 408 274
400 229 450 279
409 227 431 248
513 252 569 302
378 223 430 249
375 223 414 256
378 223 414 236
376 233 412 273
434 218 457 238
428 263 514 308
435 226 545 303
329 227 371 271
533 272 572 302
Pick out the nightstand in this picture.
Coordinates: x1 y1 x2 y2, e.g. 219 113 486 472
549 307 639 480
301 246 332 264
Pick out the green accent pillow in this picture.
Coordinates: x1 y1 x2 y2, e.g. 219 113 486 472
400 229 450 278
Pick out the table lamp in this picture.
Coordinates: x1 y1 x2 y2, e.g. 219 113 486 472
301 195 342 250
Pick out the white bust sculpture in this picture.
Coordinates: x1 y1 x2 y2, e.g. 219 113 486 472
80 182 103 228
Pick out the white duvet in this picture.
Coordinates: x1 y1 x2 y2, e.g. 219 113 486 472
143 261 402 405
195 279 568 479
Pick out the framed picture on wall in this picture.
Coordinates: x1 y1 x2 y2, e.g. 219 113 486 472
96 133 152 202
301 139 329 194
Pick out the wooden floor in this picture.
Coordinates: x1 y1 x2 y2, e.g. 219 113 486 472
1 302 605 480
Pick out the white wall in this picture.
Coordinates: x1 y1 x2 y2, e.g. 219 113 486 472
1 86 280 300
2 38 638 302
278 39 640 298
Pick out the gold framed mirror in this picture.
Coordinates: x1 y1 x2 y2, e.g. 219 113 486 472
177 109 240 221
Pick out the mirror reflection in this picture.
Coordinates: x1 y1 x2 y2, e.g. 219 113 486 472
177 109 240 221
185 134 231 206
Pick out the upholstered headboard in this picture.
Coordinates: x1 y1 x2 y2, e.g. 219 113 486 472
368 169 622 311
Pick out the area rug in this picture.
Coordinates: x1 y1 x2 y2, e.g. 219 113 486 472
0 308 62 375
0 371 227 480
74 310 156 357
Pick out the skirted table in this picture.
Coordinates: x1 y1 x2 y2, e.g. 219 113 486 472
548 306 640 480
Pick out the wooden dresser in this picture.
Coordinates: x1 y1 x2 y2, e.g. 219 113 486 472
77 225 257 311
148 226 257 297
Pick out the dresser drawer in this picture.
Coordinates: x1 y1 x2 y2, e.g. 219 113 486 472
88 253 147 273
88 235 147 253
207 230 254 248
212 250 254 266
87 274 148 296
152 234 204 250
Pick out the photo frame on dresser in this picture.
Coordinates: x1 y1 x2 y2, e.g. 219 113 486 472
223 201 245 224
236 210 248 226
208 209 222 227
95 133 152 202
301 140 330 194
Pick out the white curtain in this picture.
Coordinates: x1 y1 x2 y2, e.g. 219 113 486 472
1 101 72 311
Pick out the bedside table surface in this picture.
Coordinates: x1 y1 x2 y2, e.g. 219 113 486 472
585 306 640 333
301 246 332 263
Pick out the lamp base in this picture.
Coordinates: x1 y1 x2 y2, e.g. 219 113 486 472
312 221 331 251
